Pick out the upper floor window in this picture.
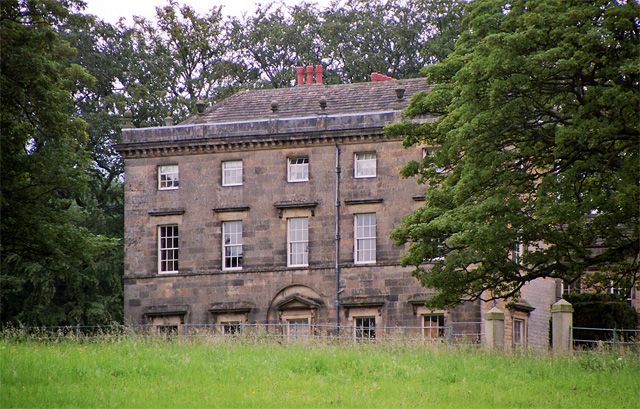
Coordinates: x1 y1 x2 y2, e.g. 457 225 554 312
158 225 179 274
158 165 179 190
287 217 308 267
512 237 524 264
222 160 243 186
354 152 376 178
288 157 309 182
561 279 581 297
354 213 376 264
222 221 243 270
422 147 445 173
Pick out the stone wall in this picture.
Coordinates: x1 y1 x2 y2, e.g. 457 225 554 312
122 138 480 326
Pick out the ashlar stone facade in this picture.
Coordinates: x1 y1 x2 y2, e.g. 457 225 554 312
117 73 560 344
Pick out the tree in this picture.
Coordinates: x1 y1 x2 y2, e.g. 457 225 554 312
0 0 120 325
127 1 251 123
323 0 465 83
228 2 323 88
388 0 639 308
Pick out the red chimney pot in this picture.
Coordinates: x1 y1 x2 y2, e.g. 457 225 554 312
306 65 313 85
296 67 304 86
315 65 323 85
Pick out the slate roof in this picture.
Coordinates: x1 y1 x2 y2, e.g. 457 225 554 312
182 77 430 125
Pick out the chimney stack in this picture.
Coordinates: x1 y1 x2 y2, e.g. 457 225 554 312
296 66 304 86
370 72 395 82
296 64 325 86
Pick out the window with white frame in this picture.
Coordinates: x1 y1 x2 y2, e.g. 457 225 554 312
287 318 310 339
287 217 308 267
354 213 376 264
354 316 376 340
513 318 525 347
288 157 309 182
609 280 624 296
158 165 179 190
561 279 581 297
354 152 376 178
222 221 243 270
151 315 183 335
222 321 242 335
222 160 243 186
158 225 179 273
423 314 446 339
512 237 524 264
422 147 445 173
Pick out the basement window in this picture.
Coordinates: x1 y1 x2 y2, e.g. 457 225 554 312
354 316 376 341
423 314 446 339
222 321 242 335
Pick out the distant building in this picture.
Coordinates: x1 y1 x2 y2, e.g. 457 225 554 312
116 65 575 348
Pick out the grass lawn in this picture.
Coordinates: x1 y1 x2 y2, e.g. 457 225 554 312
1 337 638 408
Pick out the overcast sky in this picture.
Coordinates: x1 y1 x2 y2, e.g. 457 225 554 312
82 0 330 24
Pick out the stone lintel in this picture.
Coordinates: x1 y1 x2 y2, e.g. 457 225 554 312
507 300 535 313
143 305 188 317
344 198 384 205
209 302 254 314
213 206 250 213
148 208 185 217
273 201 318 218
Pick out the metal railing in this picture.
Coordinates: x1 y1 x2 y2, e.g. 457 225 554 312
572 326 640 351
1 322 482 345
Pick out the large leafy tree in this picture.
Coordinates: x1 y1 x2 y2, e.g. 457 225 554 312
323 0 465 83
389 0 639 307
128 1 250 124
0 0 120 325
228 2 323 88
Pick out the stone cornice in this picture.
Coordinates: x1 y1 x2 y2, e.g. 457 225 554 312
116 129 396 159
113 110 439 159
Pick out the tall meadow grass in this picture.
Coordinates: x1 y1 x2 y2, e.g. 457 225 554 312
1 334 638 408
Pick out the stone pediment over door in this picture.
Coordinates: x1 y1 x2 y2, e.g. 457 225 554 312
275 295 321 311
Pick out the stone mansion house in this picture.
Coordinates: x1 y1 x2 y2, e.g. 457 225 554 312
116 66 627 348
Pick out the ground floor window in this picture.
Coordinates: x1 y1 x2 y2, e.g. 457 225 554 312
157 325 178 335
149 315 184 336
222 321 242 335
354 316 376 340
513 318 525 347
287 318 310 339
423 314 446 339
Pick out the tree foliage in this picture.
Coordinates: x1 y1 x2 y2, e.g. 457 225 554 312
389 0 640 308
323 0 465 83
1 0 466 325
0 0 121 325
